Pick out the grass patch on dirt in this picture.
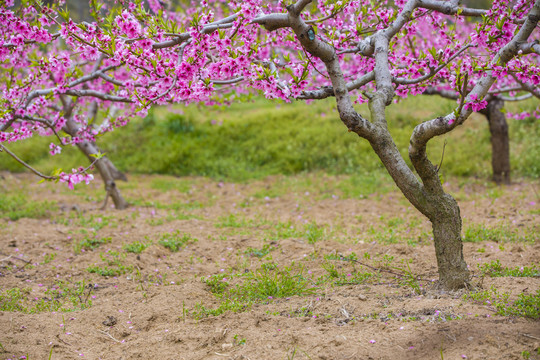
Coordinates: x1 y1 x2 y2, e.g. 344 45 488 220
463 223 538 243
0 192 56 221
74 234 112 253
194 263 315 318
158 231 198 252
87 251 133 277
0 280 93 313
465 287 540 319
479 260 540 278
123 239 151 254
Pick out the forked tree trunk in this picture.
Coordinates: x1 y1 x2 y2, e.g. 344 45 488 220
369 124 470 289
76 141 128 210
481 98 510 184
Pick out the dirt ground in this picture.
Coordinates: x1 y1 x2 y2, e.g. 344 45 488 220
0 172 539 360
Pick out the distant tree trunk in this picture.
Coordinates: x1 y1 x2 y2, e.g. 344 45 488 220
480 98 511 184
63 118 128 210
76 141 129 210
425 89 511 185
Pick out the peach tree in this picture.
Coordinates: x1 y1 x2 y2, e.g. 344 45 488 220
1 0 539 288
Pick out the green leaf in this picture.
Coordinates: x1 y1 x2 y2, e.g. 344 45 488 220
89 151 105 159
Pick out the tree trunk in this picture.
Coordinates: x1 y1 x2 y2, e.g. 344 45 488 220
429 193 469 289
483 98 511 184
370 124 470 289
61 114 128 210
76 141 129 210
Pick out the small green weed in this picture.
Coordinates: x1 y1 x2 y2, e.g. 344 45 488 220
267 221 302 240
158 231 197 252
465 286 540 319
215 213 252 228
324 252 358 261
87 252 133 277
87 266 122 277
41 252 57 264
244 244 274 258
74 234 111 253
235 265 315 300
233 334 246 346
194 298 251 317
319 260 374 286
123 240 150 254
479 260 539 278
303 222 326 244
0 288 28 312
203 274 230 295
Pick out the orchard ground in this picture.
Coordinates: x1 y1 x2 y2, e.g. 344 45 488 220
0 172 539 360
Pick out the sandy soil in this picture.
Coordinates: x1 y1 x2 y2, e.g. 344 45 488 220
0 173 539 360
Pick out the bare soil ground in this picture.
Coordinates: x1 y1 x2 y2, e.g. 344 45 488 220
0 173 539 360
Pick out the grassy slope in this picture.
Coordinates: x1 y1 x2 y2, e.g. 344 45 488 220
0 96 538 181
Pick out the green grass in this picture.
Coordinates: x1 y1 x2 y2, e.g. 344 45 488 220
87 265 123 277
74 234 112 253
87 251 133 277
149 177 194 193
463 224 538 243
0 280 93 313
123 240 150 254
465 286 540 319
215 213 253 228
0 192 56 221
479 260 540 277
194 263 316 318
158 231 197 252
244 244 274 258
265 220 303 240
1 96 538 181
303 222 327 244
320 261 375 286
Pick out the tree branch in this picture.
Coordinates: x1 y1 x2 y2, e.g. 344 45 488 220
416 0 487 17
409 0 540 193
518 40 540 55
394 44 474 85
511 74 540 99
500 93 533 101
0 143 56 180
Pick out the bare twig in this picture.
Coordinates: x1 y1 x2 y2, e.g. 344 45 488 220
0 252 32 265
98 329 121 343
521 333 540 341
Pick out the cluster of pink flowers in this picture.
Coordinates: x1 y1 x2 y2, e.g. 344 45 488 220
48 142 62 156
59 169 94 190
0 0 538 187
463 94 488 112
